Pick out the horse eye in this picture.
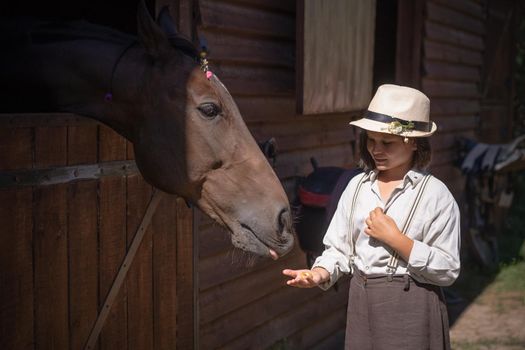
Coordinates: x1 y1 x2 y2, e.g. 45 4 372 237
197 103 221 119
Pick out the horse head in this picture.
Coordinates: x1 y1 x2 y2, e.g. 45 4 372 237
127 5 294 258
0 3 295 259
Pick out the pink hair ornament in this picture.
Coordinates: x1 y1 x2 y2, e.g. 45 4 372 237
199 49 213 80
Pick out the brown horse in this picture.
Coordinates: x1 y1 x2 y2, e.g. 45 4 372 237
0 3 294 259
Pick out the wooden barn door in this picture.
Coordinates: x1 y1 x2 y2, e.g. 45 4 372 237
0 115 195 350
0 0 198 348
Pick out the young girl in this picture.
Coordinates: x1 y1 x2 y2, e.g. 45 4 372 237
283 84 460 350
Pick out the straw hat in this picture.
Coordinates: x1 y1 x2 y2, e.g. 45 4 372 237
350 84 437 137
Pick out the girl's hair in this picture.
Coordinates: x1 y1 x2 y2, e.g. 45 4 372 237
358 130 432 170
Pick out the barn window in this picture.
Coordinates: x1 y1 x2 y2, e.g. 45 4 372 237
297 0 376 115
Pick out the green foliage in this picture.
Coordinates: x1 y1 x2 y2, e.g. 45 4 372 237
494 260 525 293
267 338 289 350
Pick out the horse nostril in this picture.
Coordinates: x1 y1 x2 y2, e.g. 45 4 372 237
212 160 223 170
278 208 291 235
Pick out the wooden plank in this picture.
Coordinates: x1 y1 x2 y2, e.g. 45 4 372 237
276 128 354 153
98 177 128 349
98 126 128 350
236 96 296 123
424 40 483 66
396 0 424 88
126 99 150 350
235 96 360 124
200 284 322 348
296 0 305 116
478 105 511 143
429 164 464 188
34 126 69 349
425 21 483 51
431 147 459 166
213 63 294 97
218 279 350 350
199 246 276 291
218 0 295 13
310 329 346 350
0 113 97 128
126 174 154 350
427 1 485 35
198 224 231 259
199 0 295 40
431 98 480 116
0 188 33 350
285 308 346 349
0 125 33 349
68 181 99 350
274 143 355 180
67 125 98 165
0 160 138 189
424 61 481 82
67 125 98 350
430 0 485 20
430 129 476 152
432 114 477 133
199 247 305 325
422 79 479 98
198 28 294 68
0 128 32 170
152 195 178 350
175 197 196 349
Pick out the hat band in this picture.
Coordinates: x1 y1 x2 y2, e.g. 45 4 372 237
365 111 431 132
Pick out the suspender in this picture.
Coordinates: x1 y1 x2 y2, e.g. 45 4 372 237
386 174 432 280
349 172 432 279
349 173 367 262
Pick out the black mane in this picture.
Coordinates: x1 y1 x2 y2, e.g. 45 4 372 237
0 17 199 60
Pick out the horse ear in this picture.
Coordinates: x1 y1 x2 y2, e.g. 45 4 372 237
157 6 179 38
137 0 171 58
156 6 199 59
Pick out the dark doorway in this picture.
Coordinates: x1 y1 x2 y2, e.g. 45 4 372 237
373 0 398 91
0 0 156 34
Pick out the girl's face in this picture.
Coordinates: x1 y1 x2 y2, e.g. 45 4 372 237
366 130 417 172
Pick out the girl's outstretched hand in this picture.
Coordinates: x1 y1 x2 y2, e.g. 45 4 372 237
282 267 328 288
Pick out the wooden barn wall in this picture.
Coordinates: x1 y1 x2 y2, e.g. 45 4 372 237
422 0 486 193
0 120 193 349
478 0 516 143
195 0 512 348
195 0 356 349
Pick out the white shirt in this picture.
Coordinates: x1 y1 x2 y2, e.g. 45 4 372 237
312 169 461 289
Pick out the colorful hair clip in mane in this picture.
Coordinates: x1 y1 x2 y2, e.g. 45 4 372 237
199 46 213 80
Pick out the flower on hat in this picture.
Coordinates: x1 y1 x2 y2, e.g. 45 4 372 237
386 120 415 135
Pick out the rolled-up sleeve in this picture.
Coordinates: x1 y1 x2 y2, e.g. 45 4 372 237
408 199 461 286
311 186 354 290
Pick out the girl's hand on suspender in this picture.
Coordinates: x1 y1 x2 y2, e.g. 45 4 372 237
282 267 329 288
365 207 402 244
365 207 414 261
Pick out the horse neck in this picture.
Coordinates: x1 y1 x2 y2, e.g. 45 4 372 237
2 29 145 140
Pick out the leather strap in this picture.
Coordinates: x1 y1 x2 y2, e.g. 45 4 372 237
386 174 432 279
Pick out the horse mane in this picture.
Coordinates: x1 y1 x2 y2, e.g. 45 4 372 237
0 18 199 60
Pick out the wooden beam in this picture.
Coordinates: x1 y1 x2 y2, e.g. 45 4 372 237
396 0 424 88
0 160 138 188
